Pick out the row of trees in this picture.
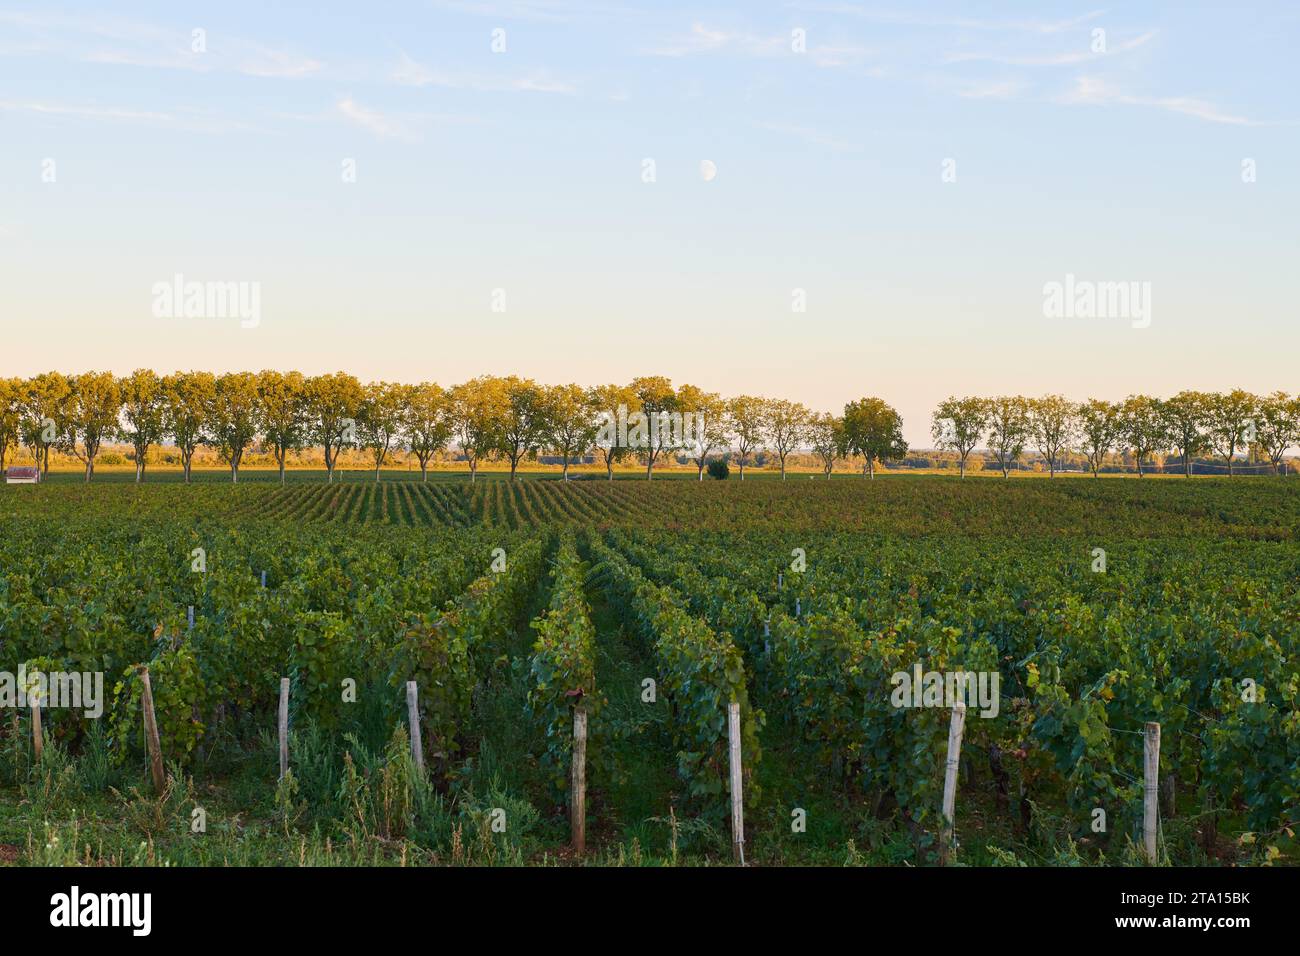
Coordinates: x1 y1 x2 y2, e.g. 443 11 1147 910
0 371 905 483
2 373 1293 483
932 392 1300 477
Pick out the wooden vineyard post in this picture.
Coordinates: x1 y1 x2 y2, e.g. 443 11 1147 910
139 667 166 793
571 706 588 855
31 690 44 763
1144 722 1161 864
187 605 194 631
406 681 424 774
727 701 745 865
278 677 290 781
938 700 967 866
1201 788 1218 854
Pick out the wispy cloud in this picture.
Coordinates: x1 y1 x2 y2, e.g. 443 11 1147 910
0 97 260 133
649 22 872 67
649 23 785 58
787 5 1106 35
0 11 323 79
425 0 629 22
754 121 862 152
955 79 1025 100
329 95 485 140
946 30 1155 67
392 52 577 94
1059 76 1263 126
0 98 174 123
337 97 407 138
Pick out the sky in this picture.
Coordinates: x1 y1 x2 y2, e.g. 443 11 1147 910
1 1 1297 445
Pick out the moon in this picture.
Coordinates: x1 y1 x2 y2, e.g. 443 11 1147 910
699 160 717 182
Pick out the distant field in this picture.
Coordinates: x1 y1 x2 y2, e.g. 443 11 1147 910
4 473 1298 537
25 463 1276 484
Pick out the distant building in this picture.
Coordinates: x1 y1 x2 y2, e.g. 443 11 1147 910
5 466 41 484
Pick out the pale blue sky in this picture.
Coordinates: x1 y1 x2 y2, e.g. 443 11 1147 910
2 1 1297 443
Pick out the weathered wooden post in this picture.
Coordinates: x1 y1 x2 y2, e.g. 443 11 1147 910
571 705 588 855
938 700 967 866
405 681 424 774
30 690 44 763
728 701 745 865
139 667 166 793
1144 721 1161 864
278 677 290 781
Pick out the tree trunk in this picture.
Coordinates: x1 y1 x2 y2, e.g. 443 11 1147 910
279 456 286 484
697 461 705 481
135 458 144 483
84 458 93 482
606 458 614 481
421 461 428 482
959 457 966 478
988 744 1010 812
780 457 786 480
1201 788 1217 854
563 457 570 480
1161 772 1176 819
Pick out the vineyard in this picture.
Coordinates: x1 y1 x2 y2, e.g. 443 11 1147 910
0 476 1297 866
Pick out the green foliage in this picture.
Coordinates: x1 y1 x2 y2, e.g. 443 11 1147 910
110 652 206 766
390 537 546 775
590 539 762 813
527 535 601 797
2 478 1299 866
